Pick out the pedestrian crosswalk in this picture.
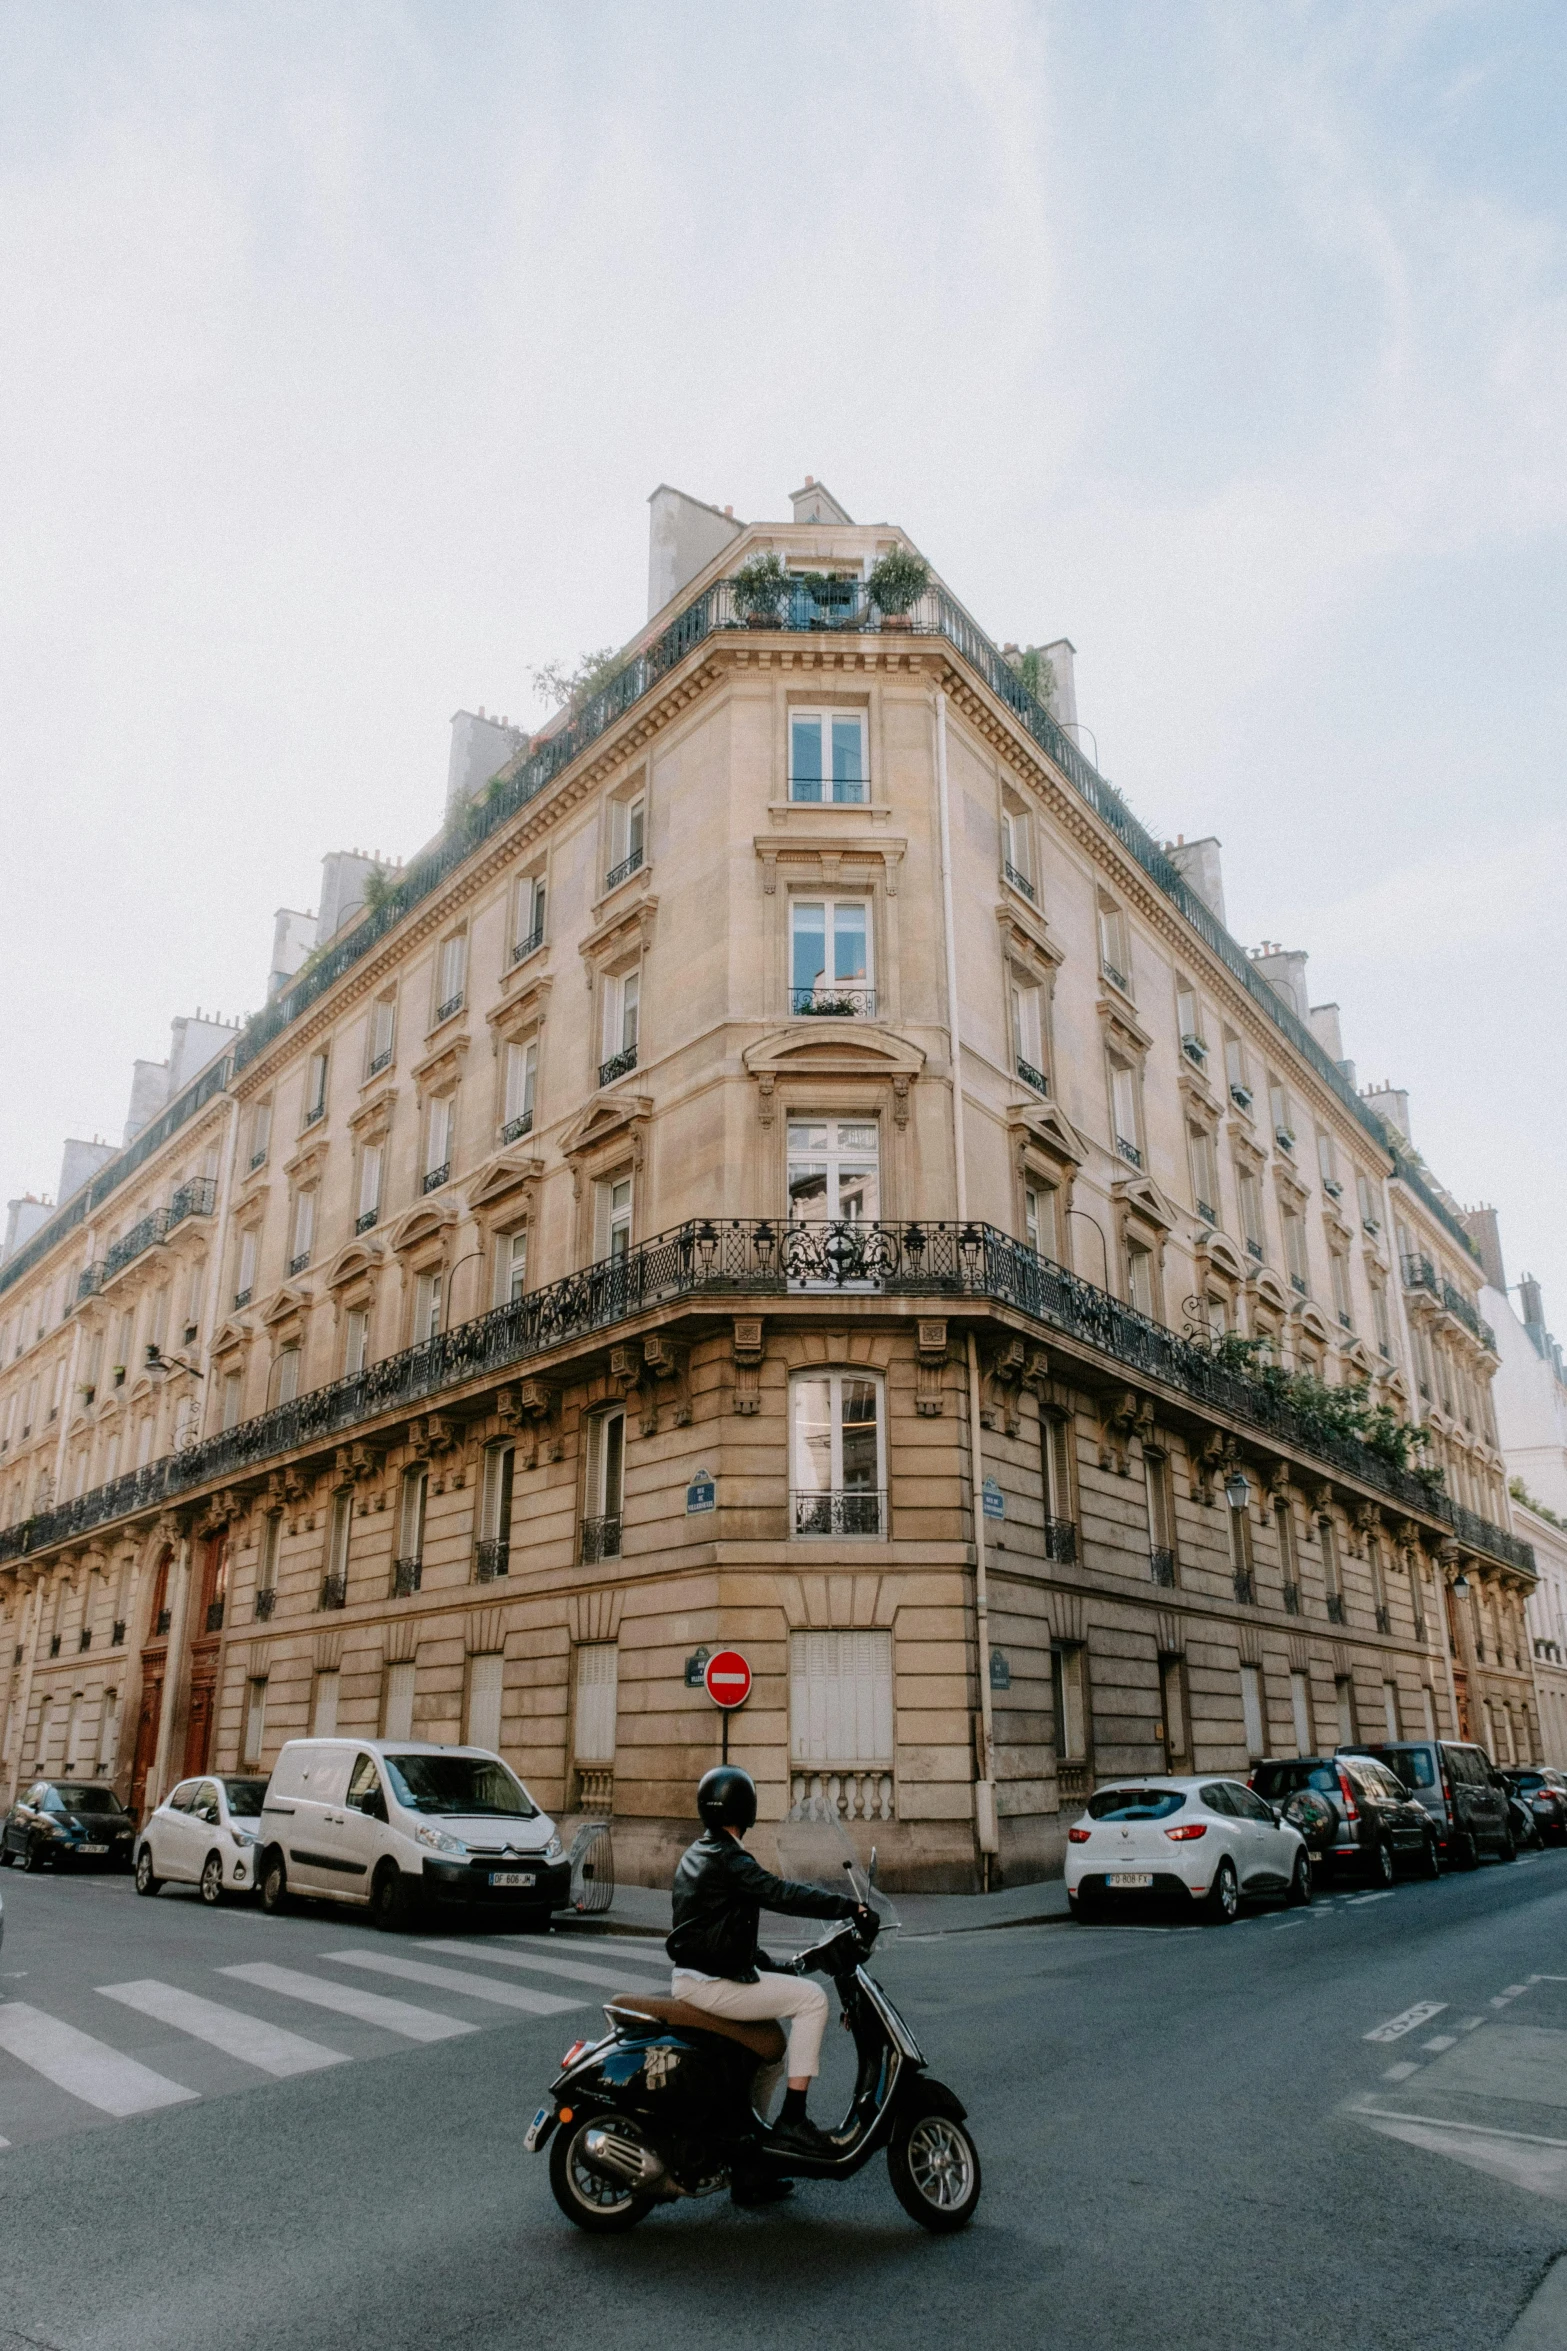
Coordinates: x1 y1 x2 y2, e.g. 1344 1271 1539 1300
0 1932 674 2153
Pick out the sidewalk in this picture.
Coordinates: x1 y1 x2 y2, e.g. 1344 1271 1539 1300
558 1873 1071 1943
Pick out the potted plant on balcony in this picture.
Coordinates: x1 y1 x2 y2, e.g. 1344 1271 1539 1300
867 548 929 630
732 552 787 628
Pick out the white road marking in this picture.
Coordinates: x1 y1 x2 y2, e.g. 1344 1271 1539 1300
1382 2061 1420 2080
1422 2035 1457 2052
1365 2001 1448 2043
1347 1891 1397 1907
1461 2016 1486 2030
220 1962 475 2043
1352 2105 1567 2150
419 1942 661 1992
320 1950 579 2015
98 1980 348 2078
0 2002 197 2117
1500 1984 1531 1998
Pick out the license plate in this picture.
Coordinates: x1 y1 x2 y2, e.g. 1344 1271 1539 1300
80 1844 108 1855
1109 1872 1152 1889
490 1870 536 1888
523 2105 552 2154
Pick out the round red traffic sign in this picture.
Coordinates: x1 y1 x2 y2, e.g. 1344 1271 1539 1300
703 1648 752 1710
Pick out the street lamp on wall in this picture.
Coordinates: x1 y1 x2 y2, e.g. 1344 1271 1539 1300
1224 1470 1252 1513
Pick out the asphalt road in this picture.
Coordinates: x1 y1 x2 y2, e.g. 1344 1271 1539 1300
3 1849 1567 2351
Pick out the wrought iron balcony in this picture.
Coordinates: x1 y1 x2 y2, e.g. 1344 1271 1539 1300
422 1164 450 1195
104 1208 168 1280
49 1633 61 1657
205 1598 225 1633
356 1209 379 1234
367 1048 393 1077
512 918 546 965
1044 1517 1078 1563
1400 1253 1495 1349
234 1288 252 1310
1101 960 1129 993
1230 1085 1253 1112
604 846 644 894
1246 1238 1264 1261
289 1251 311 1275
598 1046 638 1088
249 1148 268 1171
111 1619 125 1645
435 993 465 1026
1016 1058 1048 1096
1003 861 1036 903
1181 1035 1208 1068
502 1110 534 1144
1283 1581 1301 1615
1325 1594 1346 1625
1275 1128 1296 1155
155 1608 172 1636
1196 1200 1217 1226
1149 1547 1176 1588
792 1489 886 1538
791 985 877 1019
76 1264 103 1302
166 1176 217 1233
474 1536 510 1582
1116 1136 1143 1169
1233 1570 1257 1605
302 1103 326 1130
392 1556 422 1598
319 1573 347 1611
580 1515 622 1565
1322 1176 1343 1200
1291 1274 1308 1297
78 1627 91 1651
254 1588 276 1620
1375 1605 1392 1634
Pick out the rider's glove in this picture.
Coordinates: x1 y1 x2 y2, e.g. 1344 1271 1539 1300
852 1903 879 1940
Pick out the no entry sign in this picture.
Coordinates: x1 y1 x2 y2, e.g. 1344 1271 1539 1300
703 1649 752 1710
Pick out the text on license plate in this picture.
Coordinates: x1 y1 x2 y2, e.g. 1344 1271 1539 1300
80 1844 109 1854
1108 1872 1152 1888
523 2105 552 2153
490 1870 536 1888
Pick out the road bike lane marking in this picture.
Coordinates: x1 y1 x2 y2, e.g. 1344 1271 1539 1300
1365 2001 1448 2042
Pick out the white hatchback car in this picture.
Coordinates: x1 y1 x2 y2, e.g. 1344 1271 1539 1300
134 1774 271 1904
1065 1776 1312 1923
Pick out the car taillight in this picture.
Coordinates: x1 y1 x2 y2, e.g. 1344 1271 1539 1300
1440 1774 1454 1816
559 2040 590 2069
1068 1826 1092 1844
1165 1822 1208 1842
1246 1772 1256 1789
1337 1771 1359 1820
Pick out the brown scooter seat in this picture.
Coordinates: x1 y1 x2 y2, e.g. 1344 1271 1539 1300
606 1992 786 2065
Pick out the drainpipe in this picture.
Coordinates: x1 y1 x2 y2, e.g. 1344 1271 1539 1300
147 1531 193 1809
935 688 999 1882
1380 1164 1462 1737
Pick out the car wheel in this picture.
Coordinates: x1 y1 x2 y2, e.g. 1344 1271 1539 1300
548 2113 655 2234
1372 1839 1395 1889
369 1862 418 1932
20 1837 47 1874
888 2107 983 2233
259 1848 289 1913
1202 1858 1239 1925
199 1851 226 1906
1498 1829 1518 1864
134 1846 161 1897
0 1842 13 1868
1455 1830 1479 1870
1286 1849 1313 1907
1422 1833 1441 1880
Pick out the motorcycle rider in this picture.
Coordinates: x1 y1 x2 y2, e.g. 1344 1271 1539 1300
668 1765 872 2183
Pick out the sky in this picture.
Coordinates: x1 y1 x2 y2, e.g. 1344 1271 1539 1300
1 0 1564 1321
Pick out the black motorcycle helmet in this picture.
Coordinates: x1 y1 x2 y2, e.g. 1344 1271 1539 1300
697 1765 757 1835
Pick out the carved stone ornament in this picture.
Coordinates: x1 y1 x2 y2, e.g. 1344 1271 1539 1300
501 1378 560 1469
1189 1428 1238 1505
732 1318 765 1416
981 1336 1029 1436
1100 1388 1155 1477
915 1319 949 1418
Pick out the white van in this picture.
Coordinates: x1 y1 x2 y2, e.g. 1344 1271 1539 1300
257 1739 571 1930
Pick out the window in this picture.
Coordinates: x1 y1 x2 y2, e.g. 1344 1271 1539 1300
1269 1081 1294 1150
467 1654 505 1753
1023 1179 1059 1261
398 1467 428 1574
789 710 866 804
1330 1251 1353 1329
414 1270 443 1342
303 1053 328 1126
1335 1674 1357 1747
495 1230 528 1308
1145 1448 1176 1583
790 1630 893 1780
1010 979 1046 1088
1176 983 1204 1061
99 1688 121 1775
275 1345 301 1405
1052 1645 1088 1762
790 899 871 1016
1240 1664 1266 1760
184 1258 205 1337
258 1512 281 1596
383 1660 416 1743
787 1119 879 1222
1371 1283 1392 1358
1276 1498 1299 1605
312 1669 340 1737
237 1227 258 1301
1188 1125 1219 1223
1383 1681 1401 1741
290 1188 315 1273
249 1099 272 1169
503 1039 538 1138
326 1489 352 1585
606 791 645 885
1160 1655 1189 1766
242 1678 267 1768
601 969 640 1074
1109 1057 1141 1167
1283 1210 1309 1295
790 1370 884 1536
356 1144 383 1231
598 1177 633 1261
368 994 396 1074
424 1096 453 1187
477 1443 514 1577
513 872 546 959
1356 1172 1381 1234
1097 899 1130 991
1126 1240 1154 1317
435 932 467 1020
1317 1130 1339 1192
1224 1033 1250 1108
343 1307 370 1377
1000 801 1033 896
1229 1494 1255 1595
221 1369 243 1431
1290 1669 1313 1756
584 1411 625 1560
574 1643 620 1765
1041 1411 1075 1535
1237 1168 1264 1259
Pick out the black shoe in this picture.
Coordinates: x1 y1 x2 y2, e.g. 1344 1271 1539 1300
767 2114 838 2161
731 2172 794 2208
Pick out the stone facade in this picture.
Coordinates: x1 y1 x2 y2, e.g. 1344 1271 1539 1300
0 487 1537 1888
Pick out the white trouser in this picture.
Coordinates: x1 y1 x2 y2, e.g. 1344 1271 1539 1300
671 1968 830 2110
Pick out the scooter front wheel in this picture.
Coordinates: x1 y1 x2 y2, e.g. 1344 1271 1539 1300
888 2108 982 2233
548 2114 655 2234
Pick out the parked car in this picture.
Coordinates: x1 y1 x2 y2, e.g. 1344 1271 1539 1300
256 1739 571 1930
1340 1740 1515 1868
0 1781 137 1873
1252 1753 1440 1885
1501 1767 1567 1846
1066 1776 1311 1924
134 1775 270 1903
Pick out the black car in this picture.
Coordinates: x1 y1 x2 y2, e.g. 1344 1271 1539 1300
1341 1740 1515 1868
1501 1768 1567 1846
1252 1754 1440 1885
0 1780 137 1872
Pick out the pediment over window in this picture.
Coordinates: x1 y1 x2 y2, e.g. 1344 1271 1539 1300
387 1201 459 1256
1178 1067 1220 1121
349 1085 398 1140
1195 1229 1248 1282
1296 1301 1335 1344
994 903 1062 973
1341 1336 1377 1379
559 1092 654 1165
1229 1129 1269 1173
1096 997 1154 1057
1249 1268 1291 1313
410 1035 470 1099
282 1139 330 1186
1110 1172 1179 1233
466 1149 545 1214
1006 1099 1086 1169
580 894 658 970
742 1026 926 1082
260 1282 313 1330
324 1240 384 1291
489 974 553 1040
1273 1160 1312 1207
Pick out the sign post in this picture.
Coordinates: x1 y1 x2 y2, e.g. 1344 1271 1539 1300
703 1647 753 1764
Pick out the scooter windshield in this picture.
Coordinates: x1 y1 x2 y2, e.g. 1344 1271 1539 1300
774 1794 901 1946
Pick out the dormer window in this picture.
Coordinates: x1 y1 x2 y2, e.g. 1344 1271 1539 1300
789 710 866 805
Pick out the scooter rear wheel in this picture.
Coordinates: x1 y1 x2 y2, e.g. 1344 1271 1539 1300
888 2109 982 2233
548 2115 654 2234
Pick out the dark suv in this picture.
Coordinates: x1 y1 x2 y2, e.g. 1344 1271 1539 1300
1 1781 136 1872
1340 1740 1514 1868
1501 1767 1567 1847
1252 1754 1439 1885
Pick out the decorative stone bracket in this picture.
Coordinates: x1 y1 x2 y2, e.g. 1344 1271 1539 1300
1100 1388 1155 1477
1189 1428 1238 1505
498 1379 560 1469
609 1335 691 1437
916 1320 949 1417
732 1318 765 1416
979 1335 1050 1434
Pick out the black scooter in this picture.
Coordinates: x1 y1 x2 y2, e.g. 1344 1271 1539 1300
526 1891 980 2234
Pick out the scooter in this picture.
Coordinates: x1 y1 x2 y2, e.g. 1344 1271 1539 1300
525 1840 980 2234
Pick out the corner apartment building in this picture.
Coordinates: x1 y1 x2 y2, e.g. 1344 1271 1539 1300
0 480 1537 1888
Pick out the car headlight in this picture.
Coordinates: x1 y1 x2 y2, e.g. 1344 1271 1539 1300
544 1834 564 1863
415 1824 469 1857
231 1829 261 1849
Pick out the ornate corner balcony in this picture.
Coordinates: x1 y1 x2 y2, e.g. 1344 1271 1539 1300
791 986 877 1019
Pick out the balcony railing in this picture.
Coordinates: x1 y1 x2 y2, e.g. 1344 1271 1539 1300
111 1619 125 1645
78 1627 92 1652
234 1287 253 1310
598 1046 638 1088
512 918 546 965
474 1536 510 1582
166 1176 217 1234
1181 1036 1208 1068
392 1557 422 1598
254 1589 276 1620
1149 1547 1176 1588
1 1217 1534 1580
1116 1137 1143 1169
77 1264 103 1303
604 846 644 894
1325 1594 1346 1625
789 1768 895 1822
1401 1253 1495 1349
792 1488 886 1538
1016 1058 1048 1096
1101 960 1128 993
1043 1517 1077 1564
367 1048 393 1077
422 1164 449 1195
356 1209 379 1234
1283 1581 1300 1614
791 985 877 1019
1003 861 1036 902
580 1515 622 1565
501 1111 534 1145
104 1209 168 1281
1233 1570 1257 1605
435 993 465 1026
319 1573 347 1610
1196 1200 1217 1226
289 1251 311 1276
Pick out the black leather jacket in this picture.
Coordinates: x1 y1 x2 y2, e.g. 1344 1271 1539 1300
666 1830 858 1983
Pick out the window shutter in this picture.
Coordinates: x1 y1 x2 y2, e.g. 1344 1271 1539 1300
384 1660 416 1742
467 1654 504 1753
789 1631 892 1767
574 1644 619 1763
